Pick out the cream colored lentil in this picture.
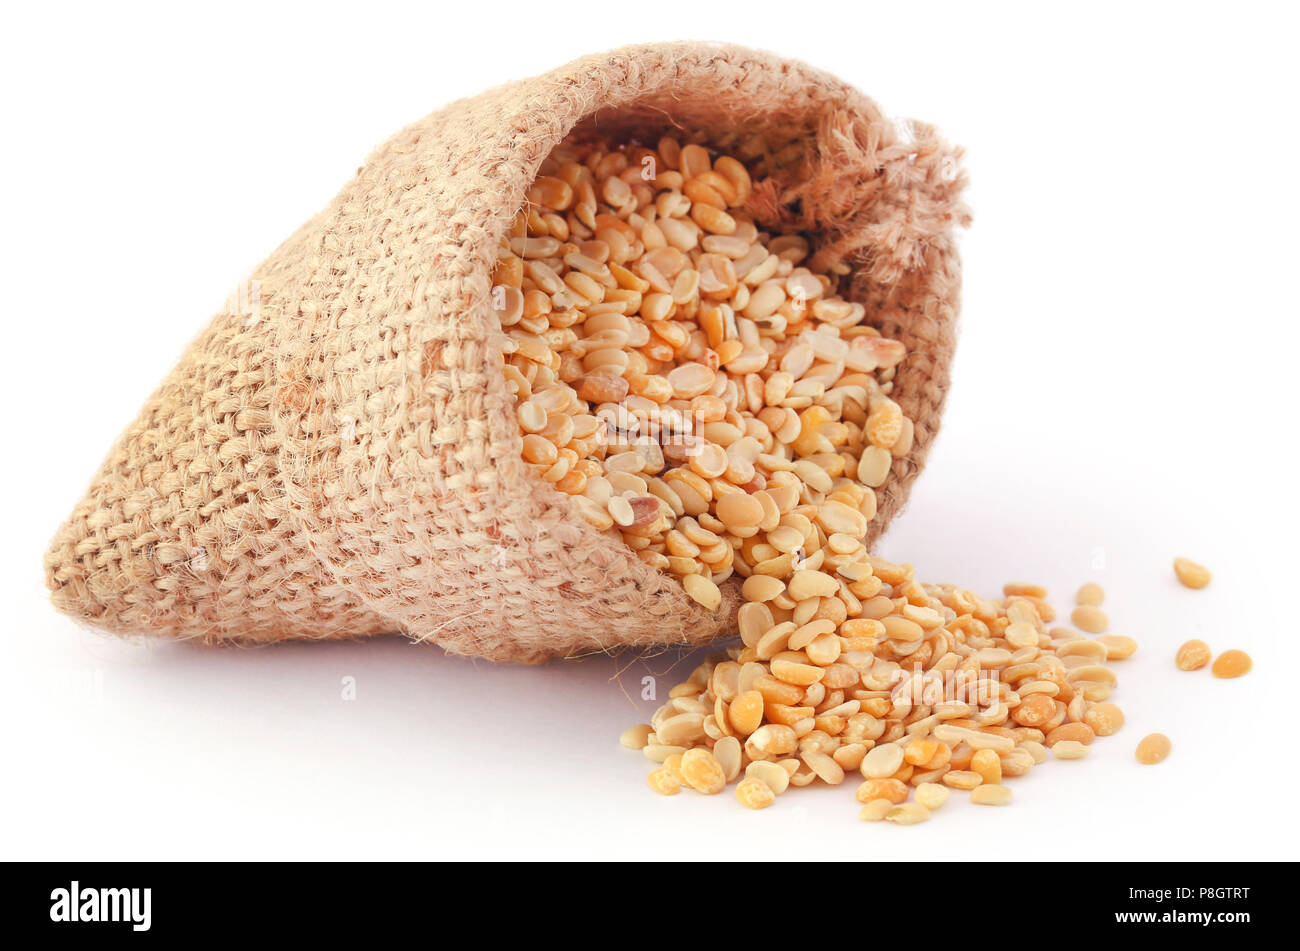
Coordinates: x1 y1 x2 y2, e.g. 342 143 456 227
942 770 983 790
1051 740 1090 760
1075 582 1105 606
858 799 894 821
1175 639 1212 671
713 735 742 781
1021 740 1048 764
620 723 653 749
861 742 905 779
970 784 1013 805
682 573 722 612
885 802 931 825
745 760 790 796
1096 634 1138 661
1069 605 1109 634
914 782 950 811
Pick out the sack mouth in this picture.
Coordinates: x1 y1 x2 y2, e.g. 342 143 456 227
483 42 969 574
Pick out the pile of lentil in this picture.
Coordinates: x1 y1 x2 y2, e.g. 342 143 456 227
494 132 914 610
622 567 1137 821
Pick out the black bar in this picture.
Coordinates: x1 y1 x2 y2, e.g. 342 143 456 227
4 861 1288 939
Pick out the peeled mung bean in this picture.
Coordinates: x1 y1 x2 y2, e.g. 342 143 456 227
1045 722 1095 746
1096 635 1138 660
801 750 845 785
885 802 930 825
1175 639 1212 671
1136 733 1171 764
1173 557 1211 589
647 767 682 795
914 782 950 811
970 784 1013 806
735 776 776 809
858 799 894 821
728 690 765 735
643 743 687 763
1021 740 1048 764
680 748 726 794
682 573 722 611
1211 649 1252 679
971 749 1001 785
1070 605 1109 634
942 770 982 790
713 736 742 782
856 778 909 804
1051 740 1090 760
861 743 904 779
1075 582 1105 606
745 760 790 796
620 724 653 749
1083 702 1125 736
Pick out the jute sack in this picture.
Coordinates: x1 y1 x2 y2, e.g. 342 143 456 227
45 42 969 663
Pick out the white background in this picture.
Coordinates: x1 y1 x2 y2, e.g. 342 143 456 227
3 1 1297 861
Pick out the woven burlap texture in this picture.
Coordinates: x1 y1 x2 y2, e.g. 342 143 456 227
45 42 969 664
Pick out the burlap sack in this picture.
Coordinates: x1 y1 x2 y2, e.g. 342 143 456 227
45 42 968 663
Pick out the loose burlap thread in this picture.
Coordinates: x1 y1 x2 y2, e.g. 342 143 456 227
45 42 969 663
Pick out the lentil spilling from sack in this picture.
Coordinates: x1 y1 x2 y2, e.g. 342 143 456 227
497 133 913 612
625 570 1139 820
502 133 1237 820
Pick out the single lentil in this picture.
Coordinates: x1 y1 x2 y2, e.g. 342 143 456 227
1136 733 1171 764
1211 649 1252 679
1173 557 1211 589
1075 582 1105 606
1175 639 1212 671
